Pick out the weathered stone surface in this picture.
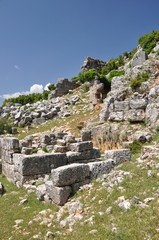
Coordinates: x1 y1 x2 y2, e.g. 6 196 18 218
21 147 32 155
130 99 147 109
100 96 114 121
2 162 15 183
51 163 90 187
88 159 116 179
108 111 124 122
114 100 130 111
69 141 93 152
105 149 131 164
111 76 128 92
127 109 145 122
52 78 78 98
90 80 104 106
133 132 152 143
63 134 76 144
45 181 72 205
36 184 47 201
81 57 107 72
54 145 68 153
130 47 148 67
13 153 67 176
66 149 100 163
81 129 92 141
146 103 159 127
1 137 19 151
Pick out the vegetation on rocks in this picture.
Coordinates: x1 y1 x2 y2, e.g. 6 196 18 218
107 70 125 82
130 72 149 90
138 30 159 54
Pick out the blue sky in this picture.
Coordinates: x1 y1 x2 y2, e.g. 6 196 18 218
0 0 159 103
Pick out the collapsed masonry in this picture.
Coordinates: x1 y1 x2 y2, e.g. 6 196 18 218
0 136 131 205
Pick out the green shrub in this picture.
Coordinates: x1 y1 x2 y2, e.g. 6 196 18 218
130 72 149 90
0 117 13 134
47 84 55 91
42 146 48 153
138 30 159 54
3 89 52 107
72 69 98 84
107 70 125 82
101 59 118 75
129 140 142 154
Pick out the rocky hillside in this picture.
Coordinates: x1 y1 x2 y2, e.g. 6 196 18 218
0 30 159 239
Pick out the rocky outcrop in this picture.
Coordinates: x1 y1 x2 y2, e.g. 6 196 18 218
130 46 148 67
81 57 107 72
50 78 79 98
89 80 104 107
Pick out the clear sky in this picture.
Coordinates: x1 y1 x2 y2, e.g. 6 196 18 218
0 0 159 103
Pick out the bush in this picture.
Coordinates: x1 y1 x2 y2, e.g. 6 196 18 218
0 117 13 135
107 70 125 82
138 30 159 54
101 59 118 75
130 72 149 90
129 140 142 154
3 90 51 107
72 69 98 84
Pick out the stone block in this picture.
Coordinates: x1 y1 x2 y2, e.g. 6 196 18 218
108 111 124 122
105 149 131 164
56 139 66 146
88 159 116 179
21 147 33 155
54 145 68 153
36 184 47 201
2 163 15 183
66 148 100 163
69 141 93 152
45 181 72 205
51 163 90 187
127 109 145 122
114 101 130 111
81 129 92 141
1 137 20 151
130 99 147 109
13 153 67 176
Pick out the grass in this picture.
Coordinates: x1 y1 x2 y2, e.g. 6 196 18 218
1 151 159 239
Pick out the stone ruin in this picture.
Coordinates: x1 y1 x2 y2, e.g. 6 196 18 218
0 130 131 205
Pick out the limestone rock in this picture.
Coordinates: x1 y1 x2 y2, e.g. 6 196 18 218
51 163 90 187
105 149 131 164
130 47 148 67
69 141 93 152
